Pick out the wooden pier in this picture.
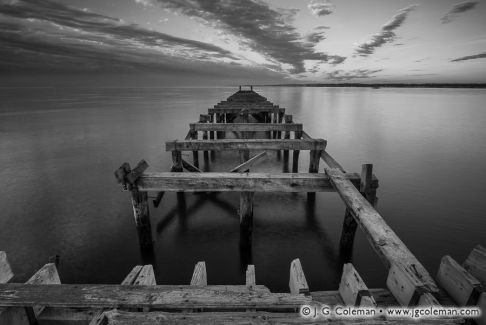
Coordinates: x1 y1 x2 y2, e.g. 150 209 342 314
1 87 484 324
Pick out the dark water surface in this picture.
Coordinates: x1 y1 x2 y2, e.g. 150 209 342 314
1 86 485 292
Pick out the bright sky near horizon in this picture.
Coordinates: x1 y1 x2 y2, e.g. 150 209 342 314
1 0 486 85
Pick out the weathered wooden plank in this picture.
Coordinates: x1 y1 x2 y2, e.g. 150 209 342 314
437 255 483 306
209 107 285 115
94 309 463 324
137 172 373 193
0 252 13 284
190 262 207 286
0 263 61 325
133 265 156 286
0 284 311 310
129 184 152 248
289 259 309 296
182 159 202 173
387 264 439 307
339 263 376 307
190 123 303 132
166 139 327 151
230 152 267 173
463 245 486 287
320 151 346 172
325 167 439 293
246 265 256 287
88 265 156 325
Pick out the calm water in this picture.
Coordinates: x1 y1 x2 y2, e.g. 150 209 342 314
0 86 485 292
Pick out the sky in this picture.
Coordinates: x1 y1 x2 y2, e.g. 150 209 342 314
1 0 486 85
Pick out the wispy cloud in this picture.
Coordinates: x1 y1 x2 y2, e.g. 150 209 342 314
0 0 261 76
153 0 345 73
451 52 486 62
308 0 334 17
441 1 478 23
355 4 418 57
326 69 383 81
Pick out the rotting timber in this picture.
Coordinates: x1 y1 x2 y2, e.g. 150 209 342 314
0 87 484 324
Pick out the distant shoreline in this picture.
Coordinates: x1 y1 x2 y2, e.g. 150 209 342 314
257 83 486 89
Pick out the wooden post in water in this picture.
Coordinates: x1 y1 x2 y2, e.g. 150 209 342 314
307 148 322 198
189 128 199 169
292 130 302 173
239 191 254 249
199 115 210 171
209 114 215 161
339 164 376 259
283 115 292 173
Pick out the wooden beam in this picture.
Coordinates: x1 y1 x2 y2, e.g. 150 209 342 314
320 151 345 172
0 284 311 310
230 152 267 173
239 192 254 233
325 167 439 293
190 262 207 286
463 245 486 287
182 159 203 173
1 263 60 324
289 259 309 296
246 265 255 287
190 123 302 132
93 309 464 324
166 139 327 151
0 252 13 284
208 108 285 115
437 255 483 306
339 264 376 307
137 172 373 192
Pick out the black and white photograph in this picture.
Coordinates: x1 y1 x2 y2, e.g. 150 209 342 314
0 0 485 324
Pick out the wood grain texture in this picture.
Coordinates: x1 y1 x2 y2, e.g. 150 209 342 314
339 263 376 307
289 259 309 296
463 245 486 287
437 255 482 306
0 284 310 310
190 262 207 286
137 172 372 192
166 139 327 151
190 123 302 132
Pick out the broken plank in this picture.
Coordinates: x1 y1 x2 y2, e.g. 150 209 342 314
339 263 376 307
320 151 346 172
289 259 309 296
190 262 207 286
182 159 202 173
0 252 13 284
246 265 255 287
230 152 267 173
437 255 483 306
166 139 327 151
463 245 486 287
325 167 439 293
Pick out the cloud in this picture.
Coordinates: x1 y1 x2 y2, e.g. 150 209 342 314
0 0 265 76
308 0 334 16
153 0 345 73
451 52 486 62
355 4 417 56
441 1 478 23
325 69 383 81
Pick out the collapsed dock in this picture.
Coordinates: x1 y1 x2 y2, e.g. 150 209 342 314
0 87 485 324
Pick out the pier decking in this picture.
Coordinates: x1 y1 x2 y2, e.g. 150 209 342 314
1 88 484 324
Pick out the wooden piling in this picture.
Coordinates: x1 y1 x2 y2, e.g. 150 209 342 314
239 192 254 233
292 130 302 173
283 115 292 173
199 115 210 171
339 164 376 259
246 265 255 287
189 129 199 168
